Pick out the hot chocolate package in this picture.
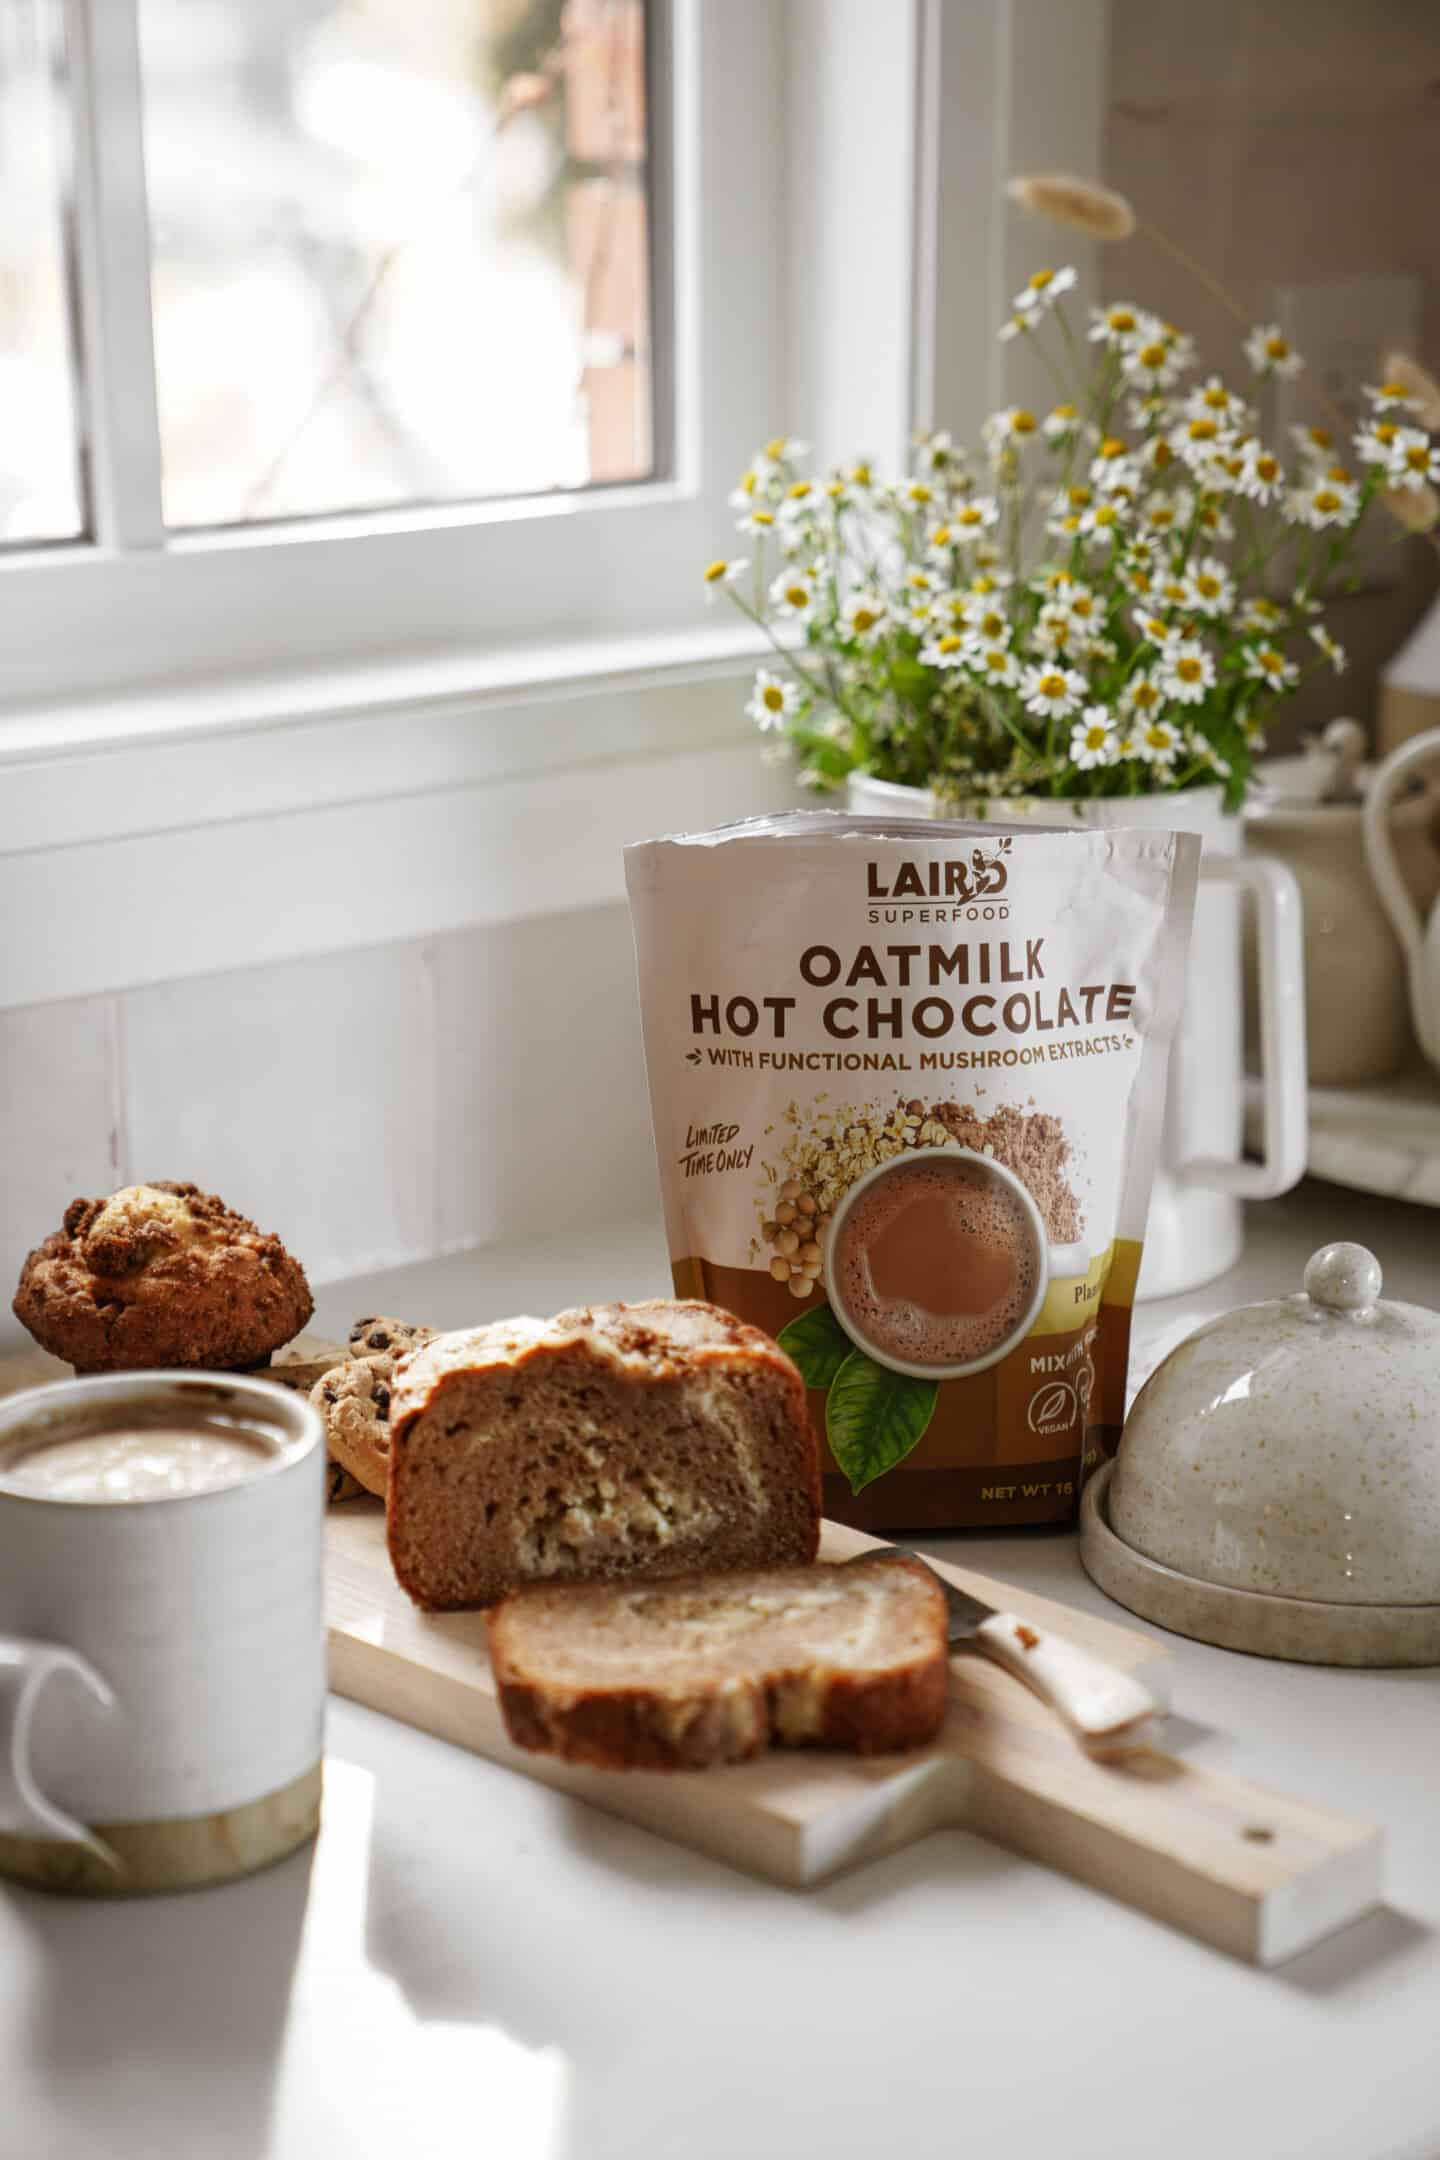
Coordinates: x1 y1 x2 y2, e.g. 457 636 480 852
625 812 1199 1531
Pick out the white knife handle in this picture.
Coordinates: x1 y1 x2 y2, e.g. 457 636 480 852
974 1612 1158 1753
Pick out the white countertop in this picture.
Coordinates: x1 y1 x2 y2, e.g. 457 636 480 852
5 1180 1438 2160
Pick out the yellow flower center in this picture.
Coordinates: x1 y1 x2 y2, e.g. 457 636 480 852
1307 426 1333 449
1255 455 1280 482
1130 568 1152 591
1072 597 1095 618
851 607 878 633
1029 268 1056 291
704 560 728 583
764 437 787 461
1132 684 1159 710
851 461 872 485
1092 504 1118 524
1011 410 1038 435
762 685 785 711
1202 385 1230 409
1312 490 1341 514
1151 441 1174 469
787 481 812 500
751 509 775 526
983 649 1008 671
1145 723 1171 747
1188 418 1219 441
1038 673 1067 697
1108 310 1137 333
1149 507 1175 527
1379 382 1407 400
783 584 809 607
978 610 1005 637
1068 486 1093 508
1265 336 1290 359
1051 403 1078 421
1163 581 1186 601
1098 437 1128 459
1175 656 1203 682
972 574 997 593
1404 444 1430 470
931 527 953 546
1259 652 1283 675
936 635 963 655
1137 343 1167 368
958 505 984 525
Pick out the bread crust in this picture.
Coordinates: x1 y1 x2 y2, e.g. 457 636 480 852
387 1301 821 1612
12 1181 312 1374
487 1555 949 1769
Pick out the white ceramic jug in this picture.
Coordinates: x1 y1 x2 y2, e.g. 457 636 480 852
1363 726 1440 1071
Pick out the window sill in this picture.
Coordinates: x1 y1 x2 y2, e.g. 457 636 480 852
0 620 792 1011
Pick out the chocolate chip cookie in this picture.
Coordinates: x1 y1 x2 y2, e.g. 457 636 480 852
311 1356 398 1498
347 1315 436 1358
13 1182 313 1374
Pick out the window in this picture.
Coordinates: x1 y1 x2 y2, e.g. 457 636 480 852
1 1 775 706
140 0 658 530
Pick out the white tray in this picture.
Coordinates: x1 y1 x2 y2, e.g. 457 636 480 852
1245 1065 1440 1209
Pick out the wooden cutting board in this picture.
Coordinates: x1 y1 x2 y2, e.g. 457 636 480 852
325 1505 1382 1966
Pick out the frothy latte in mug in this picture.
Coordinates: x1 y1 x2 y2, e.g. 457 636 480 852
0 1408 279 1504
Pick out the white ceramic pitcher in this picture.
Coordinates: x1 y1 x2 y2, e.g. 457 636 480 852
1363 726 1440 1072
846 776 1307 1299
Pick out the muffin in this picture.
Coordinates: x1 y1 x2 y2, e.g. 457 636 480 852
13 1181 313 1374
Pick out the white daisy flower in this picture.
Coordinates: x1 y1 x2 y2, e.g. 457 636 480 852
1078 500 1125 547
1170 414 1233 471
1159 639 1216 703
737 504 779 536
919 632 970 670
969 644 1021 689
1120 557 1157 598
761 435 808 464
1020 663 1086 720
1289 422 1336 467
1243 645 1299 689
925 521 962 560
1287 476 1359 529
1046 510 1084 542
846 459 876 490
1114 729 1141 761
950 495 1000 534
1363 380 1421 414
1043 403 1083 443
1051 581 1102 627
1309 625 1348 674
913 429 956 474
1181 556 1236 618
1070 707 1117 770
1011 264 1078 319
1240 597 1284 633
984 407 1041 449
1135 717 1182 765
972 540 1004 570
998 311 1030 343
728 465 772 509
1088 302 1149 347
1183 376 1248 424
702 556 749 593
1236 440 1285 502
747 670 800 731
1194 498 1236 541
777 478 821 525
1141 493 1184 536
1121 334 1185 393
1388 428 1440 491
961 596 1012 645
1354 417 1402 468
1131 606 1179 650
1033 607 1084 657
768 567 818 622
1244 324 1304 379
842 591 888 643
897 478 938 510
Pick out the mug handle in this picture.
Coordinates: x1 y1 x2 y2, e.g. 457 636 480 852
0 1637 121 1864
1175 853 1308 1199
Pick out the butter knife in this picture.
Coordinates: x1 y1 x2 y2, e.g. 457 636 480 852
859 1551 1159 1753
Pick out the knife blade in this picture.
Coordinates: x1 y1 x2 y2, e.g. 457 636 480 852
858 1550 1159 1753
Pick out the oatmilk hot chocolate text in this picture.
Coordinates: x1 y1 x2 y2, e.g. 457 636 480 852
627 813 1199 1532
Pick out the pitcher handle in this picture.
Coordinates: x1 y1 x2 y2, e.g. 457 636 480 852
0 1637 120 1866
1362 729 1440 1065
1176 854 1307 1199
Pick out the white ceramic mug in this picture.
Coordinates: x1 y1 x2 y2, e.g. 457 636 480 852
0 1371 326 1896
1363 726 1440 1072
845 777 1308 1298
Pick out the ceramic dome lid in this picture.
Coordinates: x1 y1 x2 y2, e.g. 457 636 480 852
1109 1242 1440 1606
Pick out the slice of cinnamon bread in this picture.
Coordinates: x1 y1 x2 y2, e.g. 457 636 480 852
487 1554 948 1768
386 1300 821 1611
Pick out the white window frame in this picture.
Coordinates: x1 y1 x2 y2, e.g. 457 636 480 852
0 0 784 705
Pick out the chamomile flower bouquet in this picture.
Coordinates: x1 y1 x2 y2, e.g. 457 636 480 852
705 181 1440 812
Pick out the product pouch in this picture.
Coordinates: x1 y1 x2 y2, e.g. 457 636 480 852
625 811 1199 1530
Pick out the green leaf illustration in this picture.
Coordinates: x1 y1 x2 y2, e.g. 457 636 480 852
776 1301 853 1391
826 1350 939 1494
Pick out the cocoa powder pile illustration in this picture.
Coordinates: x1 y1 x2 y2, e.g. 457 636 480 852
928 1101 1082 1244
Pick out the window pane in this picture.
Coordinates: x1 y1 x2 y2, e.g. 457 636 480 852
139 0 656 530
0 0 84 542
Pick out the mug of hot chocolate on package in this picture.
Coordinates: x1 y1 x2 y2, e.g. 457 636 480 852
625 812 1199 1531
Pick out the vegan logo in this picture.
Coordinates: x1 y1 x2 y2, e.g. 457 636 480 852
865 836 1012 906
